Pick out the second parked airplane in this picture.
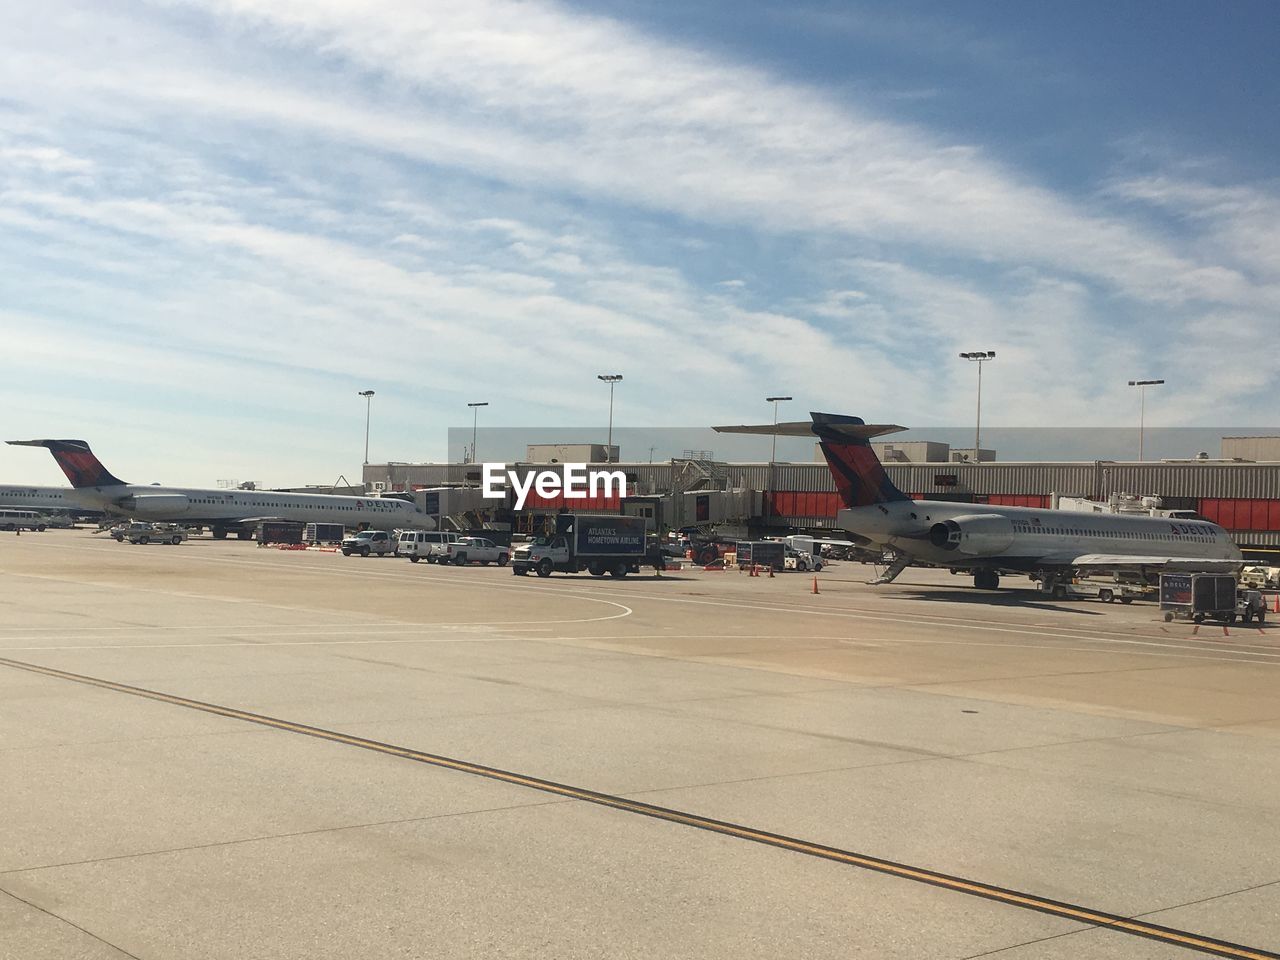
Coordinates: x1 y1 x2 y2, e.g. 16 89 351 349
714 413 1241 593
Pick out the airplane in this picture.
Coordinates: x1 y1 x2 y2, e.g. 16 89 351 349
7 439 435 538
0 484 102 518
714 413 1242 594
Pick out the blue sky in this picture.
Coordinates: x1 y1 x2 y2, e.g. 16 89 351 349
2 1 1277 486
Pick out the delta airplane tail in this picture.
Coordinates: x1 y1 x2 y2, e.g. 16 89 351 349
6 440 127 488
811 413 911 508
713 412 909 508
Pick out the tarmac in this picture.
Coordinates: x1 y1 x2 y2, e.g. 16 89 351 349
2 529 1279 959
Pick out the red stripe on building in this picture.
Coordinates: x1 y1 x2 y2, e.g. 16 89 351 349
1198 498 1280 532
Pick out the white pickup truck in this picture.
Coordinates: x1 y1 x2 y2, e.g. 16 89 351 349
115 521 188 545
1241 566 1280 590
783 546 823 572
341 530 397 557
398 530 461 563
443 536 509 566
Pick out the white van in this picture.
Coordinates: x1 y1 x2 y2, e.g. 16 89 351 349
398 530 461 563
0 509 47 531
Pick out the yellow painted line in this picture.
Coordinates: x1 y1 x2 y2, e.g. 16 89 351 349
2 655 1275 960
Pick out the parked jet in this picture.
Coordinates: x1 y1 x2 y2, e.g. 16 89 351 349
714 413 1241 593
0 484 101 518
7 440 434 538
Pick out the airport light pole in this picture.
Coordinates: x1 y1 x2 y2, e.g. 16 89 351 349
467 402 488 464
597 374 623 463
959 351 995 462
766 396 792 520
1128 379 1164 461
358 390 375 465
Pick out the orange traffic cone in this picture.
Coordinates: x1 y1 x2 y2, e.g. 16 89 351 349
811 576 820 595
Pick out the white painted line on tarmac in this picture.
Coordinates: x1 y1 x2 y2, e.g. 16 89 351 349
3 561 634 627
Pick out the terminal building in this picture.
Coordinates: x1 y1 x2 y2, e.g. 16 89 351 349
365 437 1280 555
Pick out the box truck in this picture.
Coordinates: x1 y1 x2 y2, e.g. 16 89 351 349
511 514 646 578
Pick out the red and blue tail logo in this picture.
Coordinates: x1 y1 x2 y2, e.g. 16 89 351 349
812 414 909 508
8 440 127 488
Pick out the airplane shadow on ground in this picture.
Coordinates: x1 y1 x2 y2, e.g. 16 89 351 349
882 588 1109 616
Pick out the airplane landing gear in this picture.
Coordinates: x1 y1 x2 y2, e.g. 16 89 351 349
973 569 1000 590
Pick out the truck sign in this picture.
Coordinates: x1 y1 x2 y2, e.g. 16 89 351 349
575 516 646 555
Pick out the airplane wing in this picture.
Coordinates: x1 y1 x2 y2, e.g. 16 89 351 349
1042 554 1243 572
713 421 905 438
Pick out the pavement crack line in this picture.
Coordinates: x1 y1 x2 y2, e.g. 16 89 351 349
1134 878 1280 918
1 886 143 960
1 798 572 878
3 655 1277 959
959 879 1280 960
958 923 1102 959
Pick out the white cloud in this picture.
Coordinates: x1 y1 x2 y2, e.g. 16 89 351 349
1 0 1279 488
132 0 1252 307
0 145 94 173
0 0 1240 305
1109 175 1280 294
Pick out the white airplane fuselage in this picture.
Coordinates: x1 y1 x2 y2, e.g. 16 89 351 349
0 485 95 514
837 499 1241 570
72 483 433 531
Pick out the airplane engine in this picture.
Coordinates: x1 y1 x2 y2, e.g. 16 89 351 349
928 514 1014 555
122 493 191 515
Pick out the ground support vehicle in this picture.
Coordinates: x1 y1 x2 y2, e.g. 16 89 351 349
783 547 823 572
511 515 646 578
1240 566 1280 590
1237 589 1268 624
1058 578 1148 604
0 508 47 531
256 521 305 545
305 522 345 545
734 540 786 573
688 539 737 566
444 537 509 566
399 530 461 563
1160 573 1238 623
118 522 188 545
341 530 396 557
